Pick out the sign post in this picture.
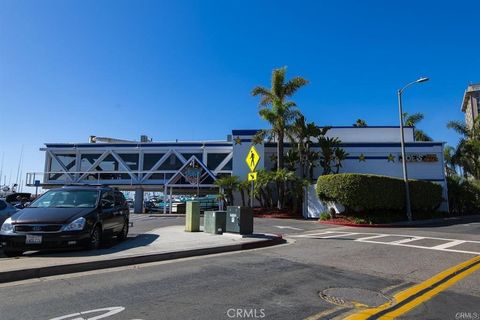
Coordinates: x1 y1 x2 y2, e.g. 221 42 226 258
245 146 260 208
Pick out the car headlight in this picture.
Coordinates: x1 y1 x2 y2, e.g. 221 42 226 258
62 217 86 231
1 218 14 233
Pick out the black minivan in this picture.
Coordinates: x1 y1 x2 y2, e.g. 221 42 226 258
0 185 130 257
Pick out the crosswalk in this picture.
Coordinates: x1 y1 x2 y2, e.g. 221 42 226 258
293 230 480 255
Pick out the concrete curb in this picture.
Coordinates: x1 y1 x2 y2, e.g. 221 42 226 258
0 235 284 284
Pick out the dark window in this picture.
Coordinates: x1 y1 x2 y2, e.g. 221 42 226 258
114 191 126 206
181 153 203 162
206 153 229 170
143 153 165 170
101 191 114 209
158 154 183 170
0 200 6 210
118 154 139 170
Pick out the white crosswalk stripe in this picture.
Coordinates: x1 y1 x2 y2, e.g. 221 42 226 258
292 230 480 255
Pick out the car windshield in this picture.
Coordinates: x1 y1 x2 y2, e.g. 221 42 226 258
30 190 99 208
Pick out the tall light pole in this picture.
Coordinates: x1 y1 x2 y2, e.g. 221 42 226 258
397 77 429 221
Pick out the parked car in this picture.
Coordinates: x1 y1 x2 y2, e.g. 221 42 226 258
0 199 17 226
0 185 129 257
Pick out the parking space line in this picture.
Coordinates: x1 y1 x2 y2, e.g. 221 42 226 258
320 232 359 239
431 240 466 250
355 234 389 241
294 229 480 255
391 237 424 244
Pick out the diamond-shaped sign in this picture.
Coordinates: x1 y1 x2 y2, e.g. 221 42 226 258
245 145 260 172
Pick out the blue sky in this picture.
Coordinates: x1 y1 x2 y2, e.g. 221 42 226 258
1 0 479 189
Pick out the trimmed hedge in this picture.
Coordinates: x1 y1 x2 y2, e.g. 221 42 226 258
447 176 480 215
316 173 443 213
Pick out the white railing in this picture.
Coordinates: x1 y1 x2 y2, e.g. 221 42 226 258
25 171 176 186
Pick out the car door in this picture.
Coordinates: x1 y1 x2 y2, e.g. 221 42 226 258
100 191 116 233
113 191 127 231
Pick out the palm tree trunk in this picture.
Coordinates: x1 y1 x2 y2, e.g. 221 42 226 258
277 131 284 169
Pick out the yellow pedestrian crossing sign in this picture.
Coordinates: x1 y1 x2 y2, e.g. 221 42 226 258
248 172 257 181
245 145 260 172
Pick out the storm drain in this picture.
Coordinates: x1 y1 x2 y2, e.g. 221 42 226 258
319 287 392 308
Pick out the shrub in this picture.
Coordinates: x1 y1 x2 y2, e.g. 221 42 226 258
319 211 331 221
316 173 443 215
447 176 480 215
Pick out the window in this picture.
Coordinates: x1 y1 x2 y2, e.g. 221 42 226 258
30 190 99 208
101 191 115 209
0 200 6 210
114 191 126 206
206 153 229 170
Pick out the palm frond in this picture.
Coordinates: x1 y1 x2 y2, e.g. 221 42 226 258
403 112 424 126
414 130 433 141
284 77 309 96
272 67 287 98
447 120 468 136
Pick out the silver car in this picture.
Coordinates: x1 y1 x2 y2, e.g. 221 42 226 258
0 199 17 225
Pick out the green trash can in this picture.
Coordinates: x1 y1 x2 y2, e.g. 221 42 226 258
185 201 200 232
204 211 226 234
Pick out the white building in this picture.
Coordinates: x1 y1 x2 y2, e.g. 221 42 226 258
27 126 447 213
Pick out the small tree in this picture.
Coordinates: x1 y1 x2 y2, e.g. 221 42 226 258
214 176 239 207
353 119 367 127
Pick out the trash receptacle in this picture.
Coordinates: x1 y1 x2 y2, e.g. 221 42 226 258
204 211 226 234
185 201 200 232
226 206 253 235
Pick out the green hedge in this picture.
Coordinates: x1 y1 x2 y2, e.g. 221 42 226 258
316 173 443 213
447 176 480 215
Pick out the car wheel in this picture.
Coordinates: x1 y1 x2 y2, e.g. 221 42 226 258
117 219 129 241
3 250 23 257
88 225 102 250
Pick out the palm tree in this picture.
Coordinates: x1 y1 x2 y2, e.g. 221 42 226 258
252 67 309 170
443 145 457 177
214 176 239 207
403 112 432 141
287 115 327 179
447 119 480 179
353 119 367 127
237 180 251 207
273 169 296 209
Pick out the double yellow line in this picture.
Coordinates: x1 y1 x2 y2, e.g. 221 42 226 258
344 255 480 319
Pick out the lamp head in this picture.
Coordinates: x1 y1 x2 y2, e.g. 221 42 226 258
416 77 429 83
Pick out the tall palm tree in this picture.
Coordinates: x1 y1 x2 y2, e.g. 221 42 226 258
443 145 457 177
252 67 309 170
403 112 432 141
287 114 325 179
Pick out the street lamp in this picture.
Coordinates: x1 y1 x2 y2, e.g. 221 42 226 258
397 77 429 221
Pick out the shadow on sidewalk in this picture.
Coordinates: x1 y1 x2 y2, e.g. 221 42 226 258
6 233 160 259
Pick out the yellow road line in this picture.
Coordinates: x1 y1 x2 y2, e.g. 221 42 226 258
344 255 480 320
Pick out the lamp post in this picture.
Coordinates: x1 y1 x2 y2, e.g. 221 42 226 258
397 77 429 221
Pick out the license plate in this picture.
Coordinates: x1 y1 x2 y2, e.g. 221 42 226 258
25 234 42 244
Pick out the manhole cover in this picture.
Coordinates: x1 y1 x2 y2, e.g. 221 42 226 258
319 287 392 308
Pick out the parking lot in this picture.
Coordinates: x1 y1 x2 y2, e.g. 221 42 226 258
0 216 478 319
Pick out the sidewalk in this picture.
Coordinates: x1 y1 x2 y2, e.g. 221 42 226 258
0 226 283 283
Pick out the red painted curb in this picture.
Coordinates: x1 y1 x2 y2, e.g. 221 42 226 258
318 220 397 228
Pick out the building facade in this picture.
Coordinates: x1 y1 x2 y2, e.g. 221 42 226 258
461 83 480 129
27 126 448 213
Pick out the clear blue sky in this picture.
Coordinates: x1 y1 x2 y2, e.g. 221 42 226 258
1 0 479 189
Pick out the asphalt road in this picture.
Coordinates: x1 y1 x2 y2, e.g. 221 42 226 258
0 216 478 320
